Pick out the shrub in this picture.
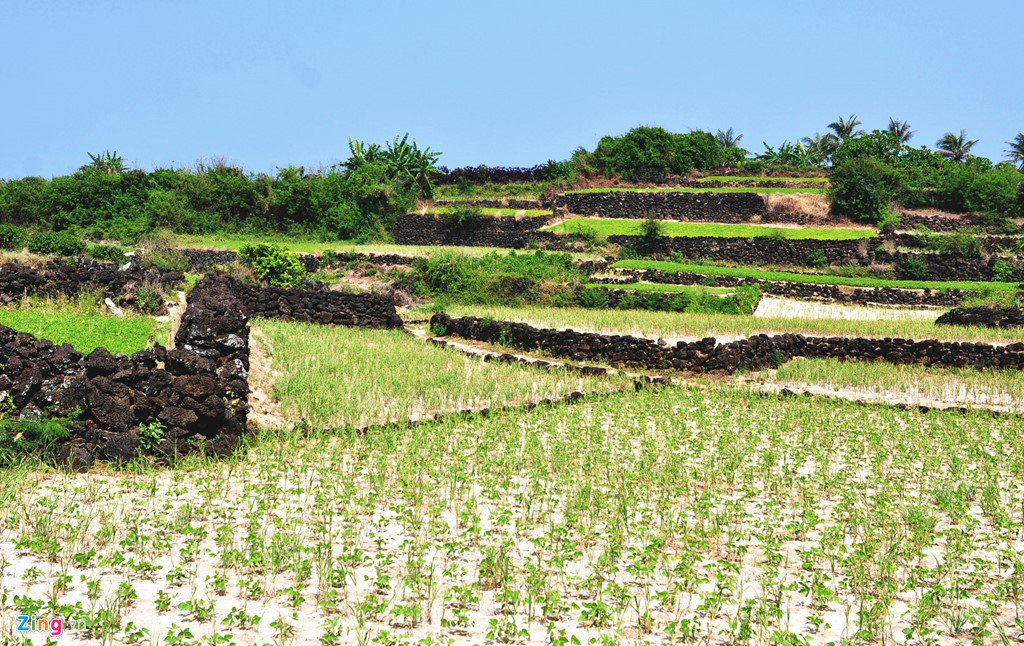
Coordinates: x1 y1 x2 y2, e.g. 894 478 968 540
239 243 306 288
805 250 827 269
991 259 1015 282
137 420 166 452
898 255 929 280
590 127 723 182
0 224 27 250
579 287 610 309
0 413 74 467
877 210 901 234
440 206 483 229
914 229 981 259
26 230 85 256
635 216 665 254
829 158 898 222
134 285 165 314
87 243 128 263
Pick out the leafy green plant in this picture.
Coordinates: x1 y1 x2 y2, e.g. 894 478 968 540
440 206 483 229
239 243 306 288
26 230 84 256
86 243 128 263
898 254 929 280
829 157 898 222
805 249 827 269
991 259 1016 282
0 413 75 466
0 223 27 250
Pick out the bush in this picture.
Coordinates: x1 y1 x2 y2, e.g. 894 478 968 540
877 210 901 234
635 216 665 254
27 230 85 256
440 206 483 229
898 255 929 280
829 158 898 222
0 224 27 250
590 127 723 182
0 414 74 467
805 250 827 269
579 287 610 309
87 243 128 263
238 243 306 288
991 259 1015 282
914 229 981 259
134 285 165 314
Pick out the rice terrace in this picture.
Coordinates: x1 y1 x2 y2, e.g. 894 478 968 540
3 4 1024 643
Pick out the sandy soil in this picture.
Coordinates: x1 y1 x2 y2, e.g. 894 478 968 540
754 296 941 321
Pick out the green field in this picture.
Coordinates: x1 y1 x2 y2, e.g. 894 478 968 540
173 233 600 259
697 175 830 184
770 357 1024 410
614 259 1021 292
566 186 827 195
254 318 629 429
0 308 163 355
443 303 1024 344
589 282 734 295
546 218 876 240
421 206 552 217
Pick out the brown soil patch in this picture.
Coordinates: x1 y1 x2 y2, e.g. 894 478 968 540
247 327 291 430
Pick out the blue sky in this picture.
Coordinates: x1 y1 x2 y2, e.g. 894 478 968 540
2 0 1021 177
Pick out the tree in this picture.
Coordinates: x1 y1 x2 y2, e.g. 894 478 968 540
887 118 914 144
827 114 865 141
716 128 743 148
344 133 441 198
1005 132 1024 169
81 150 125 174
801 132 840 165
936 130 979 163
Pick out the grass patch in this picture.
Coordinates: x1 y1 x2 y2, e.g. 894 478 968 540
422 207 551 218
566 186 827 195
770 357 1024 410
0 307 162 355
254 319 629 429
614 259 1021 292
443 303 1024 344
698 175 830 184
590 282 734 294
173 233 601 260
546 218 876 240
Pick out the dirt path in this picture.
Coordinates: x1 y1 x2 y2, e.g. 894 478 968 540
247 327 291 429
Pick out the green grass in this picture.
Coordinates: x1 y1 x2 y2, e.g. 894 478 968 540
433 181 559 200
443 303 1024 343
546 218 876 240
588 282 734 295
0 307 163 355
614 259 1021 292
254 319 630 429
697 175 830 183
420 207 551 218
566 186 827 195
770 357 1024 410
173 233 601 259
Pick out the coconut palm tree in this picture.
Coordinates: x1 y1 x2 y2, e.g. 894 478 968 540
801 132 840 165
936 130 979 163
716 128 743 148
827 114 865 141
1005 132 1024 168
887 118 914 144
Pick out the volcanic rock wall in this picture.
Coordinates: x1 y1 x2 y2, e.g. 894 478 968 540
553 191 768 220
432 313 1024 373
0 260 183 307
229 278 404 328
393 213 556 248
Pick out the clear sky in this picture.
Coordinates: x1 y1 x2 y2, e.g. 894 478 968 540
2 0 1021 178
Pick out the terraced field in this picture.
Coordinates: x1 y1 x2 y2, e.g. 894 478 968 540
546 218 876 240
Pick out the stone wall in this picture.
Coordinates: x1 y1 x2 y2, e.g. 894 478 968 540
0 260 184 310
0 275 250 470
935 306 1024 328
432 313 1024 374
602 268 974 307
553 191 767 220
394 213 556 248
611 235 872 267
230 278 404 328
